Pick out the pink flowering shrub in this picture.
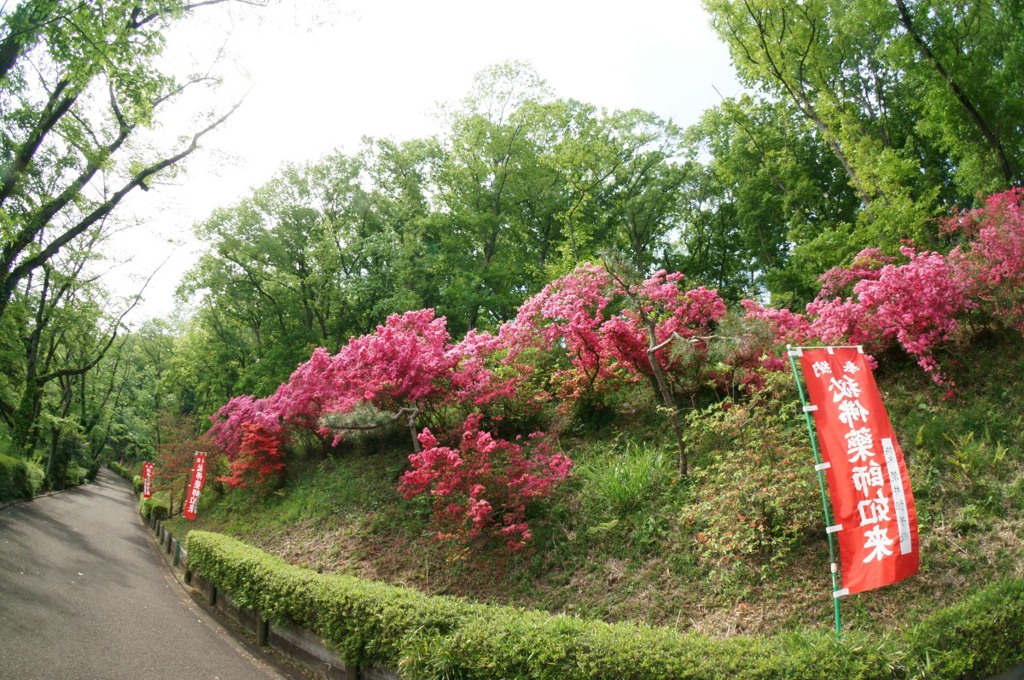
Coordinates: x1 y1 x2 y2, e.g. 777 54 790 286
265 347 334 431
799 191 1024 383
207 395 281 459
816 247 894 299
739 299 813 346
447 329 520 407
607 271 728 382
499 263 623 403
943 188 1024 333
500 265 730 406
807 247 974 380
217 422 286 489
724 300 815 391
398 413 572 552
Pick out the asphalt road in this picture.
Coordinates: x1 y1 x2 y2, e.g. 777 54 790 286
0 469 292 680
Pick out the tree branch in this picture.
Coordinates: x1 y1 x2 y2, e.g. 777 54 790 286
2 95 247 308
894 0 1014 182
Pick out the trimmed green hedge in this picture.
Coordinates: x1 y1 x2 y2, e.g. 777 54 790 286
109 461 130 479
0 453 33 502
187 530 482 668
902 578 1024 678
139 491 170 521
185 531 1024 679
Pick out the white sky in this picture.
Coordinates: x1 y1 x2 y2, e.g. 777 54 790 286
108 0 741 323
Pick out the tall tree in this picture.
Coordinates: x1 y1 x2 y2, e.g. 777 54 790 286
676 95 860 303
703 0 1024 246
430 61 563 331
0 0 259 321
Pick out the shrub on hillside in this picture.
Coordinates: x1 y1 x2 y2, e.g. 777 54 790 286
943 187 1024 334
684 374 817 566
808 247 973 381
139 491 170 521
0 453 32 502
217 421 286 489
399 413 572 553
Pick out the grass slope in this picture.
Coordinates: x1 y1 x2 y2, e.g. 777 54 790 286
181 333 1024 639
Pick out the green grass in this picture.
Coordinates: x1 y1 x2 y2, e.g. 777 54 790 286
173 333 1024 640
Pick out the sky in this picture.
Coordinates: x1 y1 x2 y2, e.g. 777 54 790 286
109 0 741 322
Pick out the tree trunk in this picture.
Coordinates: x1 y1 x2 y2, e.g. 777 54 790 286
643 321 688 476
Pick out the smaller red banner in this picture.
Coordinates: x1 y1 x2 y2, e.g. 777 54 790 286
142 462 154 499
183 452 207 521
798 347 919 595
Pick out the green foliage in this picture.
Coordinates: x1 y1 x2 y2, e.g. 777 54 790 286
63 461 90 487
24 456 44 494
681 95 860 302
904 579 1024 678
684 375 817 566
0 0 264 472
187 530 1024 679
0 452 32 501
139 491 170 521
703 0 1024 248
108 461 132 480
186 531 480 668
577 441 672 519
401 616 908 680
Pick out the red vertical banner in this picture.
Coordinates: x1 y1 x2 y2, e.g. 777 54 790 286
798 347 919 595
142 462 154 498
183 452 207 521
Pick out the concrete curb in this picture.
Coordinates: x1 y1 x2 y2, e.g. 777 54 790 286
145 513 401 680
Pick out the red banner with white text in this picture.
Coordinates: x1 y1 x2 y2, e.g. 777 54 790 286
798 347 919 595
142 461 154 498
183 452 207 521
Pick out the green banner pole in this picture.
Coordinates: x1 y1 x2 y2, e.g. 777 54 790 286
788 345 842 637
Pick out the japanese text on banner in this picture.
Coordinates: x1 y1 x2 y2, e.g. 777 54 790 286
142 461 154 499
799 347 919 594
183 452 207 521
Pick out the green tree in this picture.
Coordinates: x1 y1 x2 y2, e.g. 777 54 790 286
429 61 565 331
677 95 860 303
890 0 1024 195
5 239 136 485
180 146 432 396
703 0 1024 249
595 109 688 277
0 0 258 322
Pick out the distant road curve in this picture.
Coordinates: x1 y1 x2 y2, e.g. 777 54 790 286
0 469 292 680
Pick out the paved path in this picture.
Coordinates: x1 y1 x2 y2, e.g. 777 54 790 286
0 469 293 680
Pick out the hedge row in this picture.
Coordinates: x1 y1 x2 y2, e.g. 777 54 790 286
0 453 33 502
108 461 132 481
138 491 170 521
186 531 1022 679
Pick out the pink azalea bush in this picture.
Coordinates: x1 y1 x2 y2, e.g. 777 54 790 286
609 272 728 380
499 265 730 404
498 263 622 403
808 247 973 380
216 422 286 489
398 413 572 552
208 394 282 460
205 190 1024 552
726 300 814 391
943 188 1024 333
816 247 895 299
